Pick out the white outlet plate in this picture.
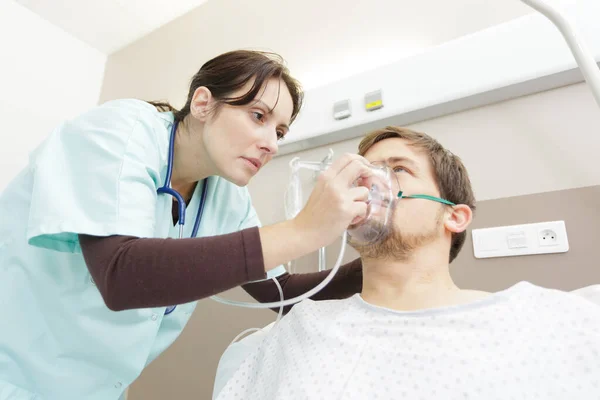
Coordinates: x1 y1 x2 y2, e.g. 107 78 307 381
472 220 569 259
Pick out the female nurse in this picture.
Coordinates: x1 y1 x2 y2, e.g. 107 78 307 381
0 50 367 400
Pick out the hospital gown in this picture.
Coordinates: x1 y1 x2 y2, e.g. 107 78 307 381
215 281 600 400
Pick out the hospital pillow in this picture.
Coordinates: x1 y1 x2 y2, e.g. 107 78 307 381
572 284 600 306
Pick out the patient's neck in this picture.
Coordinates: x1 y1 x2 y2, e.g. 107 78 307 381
360 245 462 311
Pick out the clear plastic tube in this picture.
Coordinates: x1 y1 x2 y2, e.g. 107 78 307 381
227 277 285 345
228 327 261 346
211 231 348 309
318 247 326 272
273 277 284 324
291 160 331 171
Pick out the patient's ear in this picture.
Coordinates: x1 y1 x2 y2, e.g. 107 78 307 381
444 204 472 233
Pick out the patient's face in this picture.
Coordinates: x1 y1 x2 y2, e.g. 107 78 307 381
350 138 446 260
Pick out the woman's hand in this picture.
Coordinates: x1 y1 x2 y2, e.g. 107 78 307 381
292 154 373 249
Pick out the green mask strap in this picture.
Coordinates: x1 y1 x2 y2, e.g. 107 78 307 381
397 191 456 206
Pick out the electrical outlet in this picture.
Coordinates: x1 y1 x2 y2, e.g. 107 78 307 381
472 220 569 259
539 229 559 246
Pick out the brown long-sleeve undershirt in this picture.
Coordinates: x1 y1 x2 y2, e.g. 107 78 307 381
79 227 363 313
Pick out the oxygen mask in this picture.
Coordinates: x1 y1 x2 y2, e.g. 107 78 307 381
284 156 399 246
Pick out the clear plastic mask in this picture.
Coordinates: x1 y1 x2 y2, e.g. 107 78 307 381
346 163 397 245
284 157 398 246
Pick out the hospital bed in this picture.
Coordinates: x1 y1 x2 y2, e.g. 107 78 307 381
213 0 600 397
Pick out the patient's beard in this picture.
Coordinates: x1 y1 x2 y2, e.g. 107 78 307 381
350 210 443 261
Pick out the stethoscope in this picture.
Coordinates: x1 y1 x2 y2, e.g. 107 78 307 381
157 120 209 315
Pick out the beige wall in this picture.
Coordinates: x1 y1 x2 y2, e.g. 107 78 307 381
98 0 531 104
455 185 600 292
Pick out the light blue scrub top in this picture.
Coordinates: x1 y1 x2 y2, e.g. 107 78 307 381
0 99 285 400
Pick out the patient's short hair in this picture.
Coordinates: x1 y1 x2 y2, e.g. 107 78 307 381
358 126 476 263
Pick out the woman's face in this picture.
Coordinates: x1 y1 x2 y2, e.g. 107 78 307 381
196 78 294 186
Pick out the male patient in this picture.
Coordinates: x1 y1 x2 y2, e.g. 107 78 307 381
215 127 600 400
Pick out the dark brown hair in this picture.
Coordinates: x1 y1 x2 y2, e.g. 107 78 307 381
149 50 303 124
359 126 476 263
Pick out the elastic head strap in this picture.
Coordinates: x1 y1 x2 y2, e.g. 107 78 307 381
397 191 456 206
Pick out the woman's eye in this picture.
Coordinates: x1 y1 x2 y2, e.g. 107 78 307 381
276 131 286 141
393 166 407 173
251 111 265 122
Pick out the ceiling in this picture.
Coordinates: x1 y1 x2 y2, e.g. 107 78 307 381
16 0 540 92
13 0 209 54
15 0 538 58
